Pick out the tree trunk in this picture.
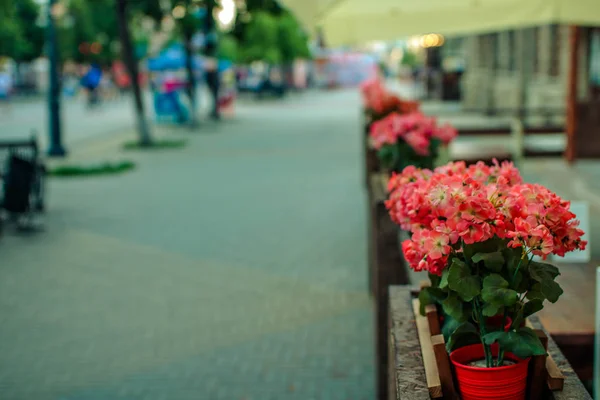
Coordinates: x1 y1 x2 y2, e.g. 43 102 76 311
183 33 198 127
203 0 220 120
116 0 151 145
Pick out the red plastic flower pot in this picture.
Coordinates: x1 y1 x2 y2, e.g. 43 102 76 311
450 343 530 400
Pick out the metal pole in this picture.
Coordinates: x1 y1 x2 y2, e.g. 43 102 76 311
47 0 66 156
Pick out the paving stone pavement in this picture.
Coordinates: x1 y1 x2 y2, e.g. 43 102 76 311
0 89 375 399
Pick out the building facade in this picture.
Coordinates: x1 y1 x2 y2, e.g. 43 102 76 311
461 25 569 125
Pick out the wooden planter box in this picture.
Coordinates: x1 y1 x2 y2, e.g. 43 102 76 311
367 172 414 400
388 285 592 400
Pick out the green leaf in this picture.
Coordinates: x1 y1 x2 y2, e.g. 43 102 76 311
502 246 524 273
448 259 481 301
483 327 547 358
439 269 450 289
446 322 480 352
481 274 519 308
463 237 504 260
418 287 447 315
418 289 434 316
528 262 563 303
482 302 503 317
442 293 469 322
529 261 560 280
441 313 462 342
377 145 400 170
428 272 442 288
472 251 505 272
526 284 545 301
523 300 544 318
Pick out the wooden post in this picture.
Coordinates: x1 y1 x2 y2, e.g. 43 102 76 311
425 305 441 336
528 329 549 400
412 299 443 398
566 26 580 163
431 335 459 400
546 354 565 391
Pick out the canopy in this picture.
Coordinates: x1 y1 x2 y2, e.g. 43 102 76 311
314 0 600 46
277 0 341 32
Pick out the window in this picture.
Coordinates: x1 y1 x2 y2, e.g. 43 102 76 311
507 30 516 71
549 25 561 76
532 28 540 73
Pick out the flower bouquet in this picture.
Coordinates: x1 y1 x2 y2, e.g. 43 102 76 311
385 160 586 400
369 112 457 171
360 78 420 124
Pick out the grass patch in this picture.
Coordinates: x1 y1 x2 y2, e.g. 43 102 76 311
122 138 187 151
49 161 136 177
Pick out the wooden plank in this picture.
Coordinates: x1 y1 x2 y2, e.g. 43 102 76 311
431 334 459 400
547 354 565 391
411 298 443 398
528 329 549 400
389 287 430 400
425 305 441 336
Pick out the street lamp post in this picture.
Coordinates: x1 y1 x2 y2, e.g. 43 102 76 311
47 0 66 156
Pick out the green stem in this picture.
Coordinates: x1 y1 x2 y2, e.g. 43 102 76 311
474 297 493 367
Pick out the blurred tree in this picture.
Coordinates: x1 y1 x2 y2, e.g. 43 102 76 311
175 0 203 126
14 0 45 62
0 0 28 59
57 0 95 64
278 11 310 63
241 11 280 64
116 0 155 146
217 34 239 62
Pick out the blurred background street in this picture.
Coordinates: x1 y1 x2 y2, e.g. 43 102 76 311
1 0 600 399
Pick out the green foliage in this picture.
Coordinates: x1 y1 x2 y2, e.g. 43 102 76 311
241 11 280 64
377 138 439 172
446 321 479 352
400 49 418 67
123 138 188 150
483 327 547 359
418 234 564 367
217 34 239 62
442 293 469 322
0 0 27 59
49 161 135 177
480 274 518 316
448 259 481 302
14 0 45 62
277 11 311 62
472 251 504 272
237 7 310 65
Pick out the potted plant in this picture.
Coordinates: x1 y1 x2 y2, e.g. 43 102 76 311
386 160 587 400
369 112 457 171
360 78 420 126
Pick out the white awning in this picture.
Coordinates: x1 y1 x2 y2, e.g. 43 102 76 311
313 0 600 46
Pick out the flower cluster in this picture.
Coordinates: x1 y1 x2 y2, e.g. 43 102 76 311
360 78 420 119
386 161 587 275
369 112 457 155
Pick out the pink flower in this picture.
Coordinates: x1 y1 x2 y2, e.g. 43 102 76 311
423 230 451 260
386 161 586 273
432 123 458 144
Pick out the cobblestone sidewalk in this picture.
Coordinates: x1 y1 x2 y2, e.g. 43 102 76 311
0 89 375 400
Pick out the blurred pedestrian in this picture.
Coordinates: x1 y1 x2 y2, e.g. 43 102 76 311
81 63 102 108
0 68 13 114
